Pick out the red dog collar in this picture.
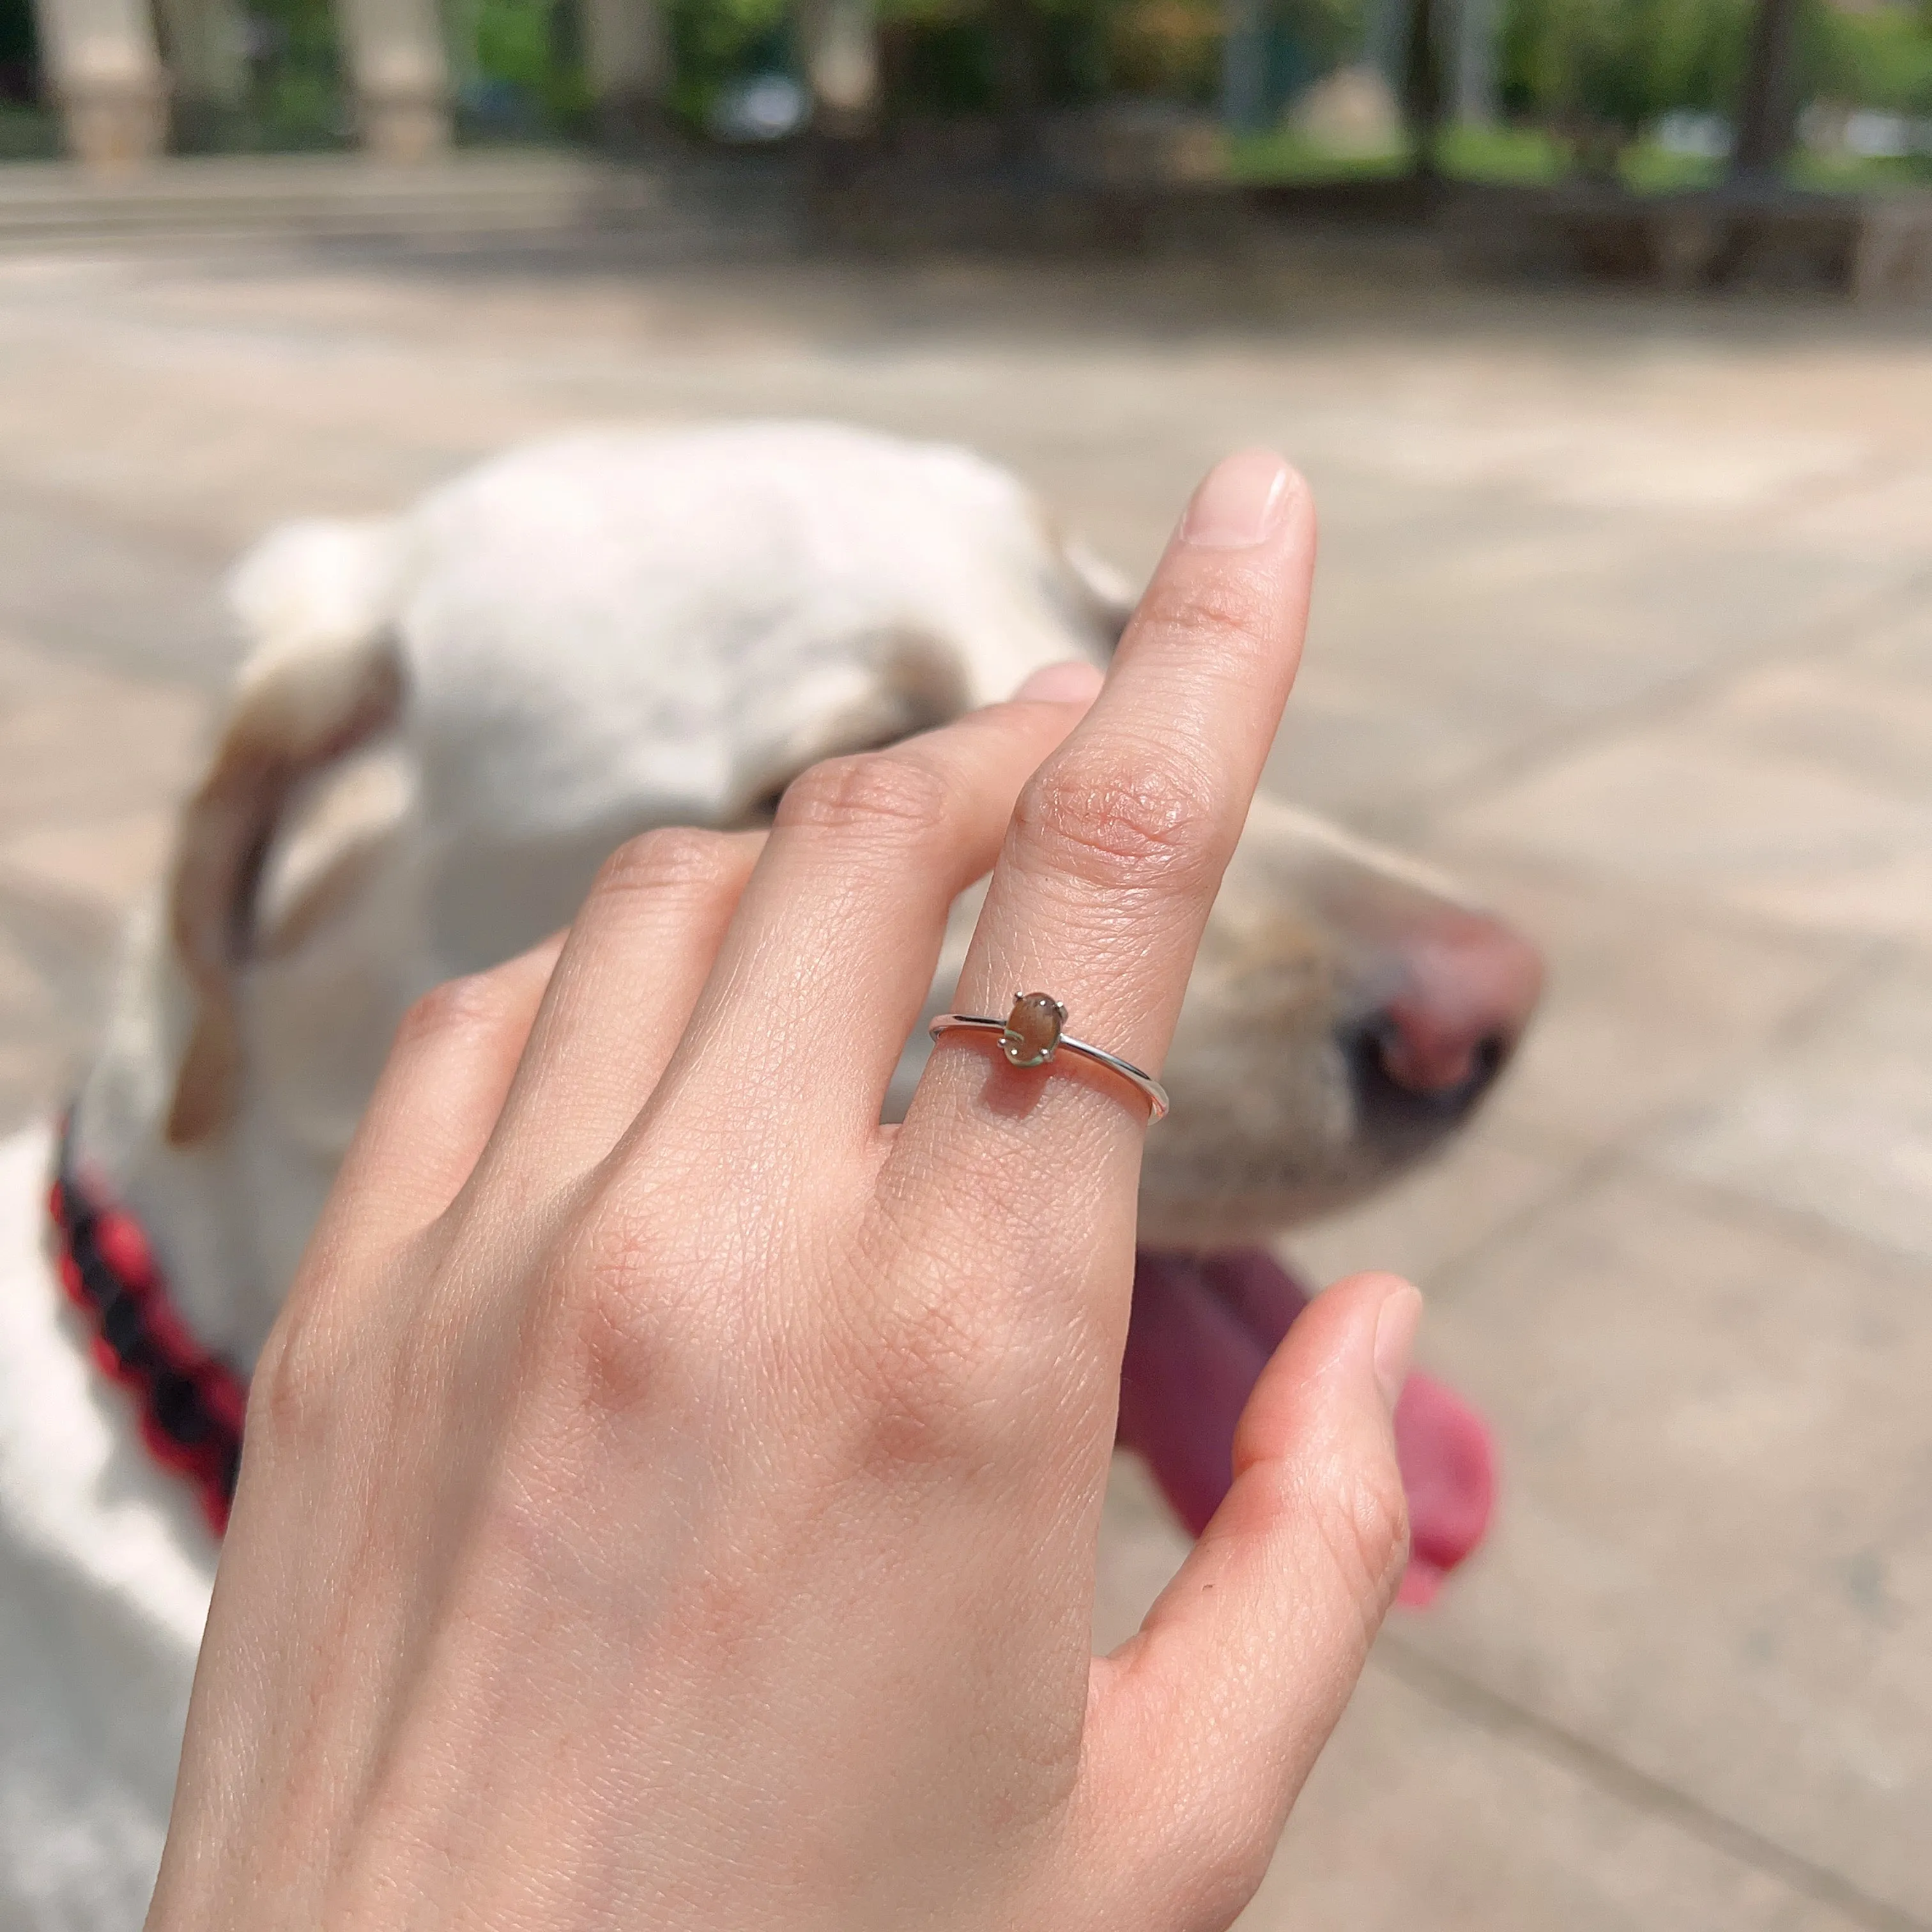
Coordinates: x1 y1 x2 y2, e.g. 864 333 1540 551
47 1121 247 1538
40 1124 1498 1588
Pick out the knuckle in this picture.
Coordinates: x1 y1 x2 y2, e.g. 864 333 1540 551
249 1304 345 1453
1133 569 1275 663
1013 740 1222 892
809 1228 1026 1480
775 751 955 846
393 969 514 1052
590 826 740 906
551 1206 684 1423
848 1298 1001 1475
1307 1452 1411 1613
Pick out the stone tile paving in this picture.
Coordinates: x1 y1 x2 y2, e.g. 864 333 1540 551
0 238 1926 1929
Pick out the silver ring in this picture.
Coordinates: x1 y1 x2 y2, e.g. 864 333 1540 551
928 993 1169 1123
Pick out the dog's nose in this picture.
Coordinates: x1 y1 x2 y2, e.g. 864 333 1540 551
1361 909 1543 1115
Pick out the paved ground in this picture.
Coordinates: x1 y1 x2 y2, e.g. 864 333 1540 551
0 231 1927 1929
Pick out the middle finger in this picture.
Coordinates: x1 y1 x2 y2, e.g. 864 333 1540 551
629 668 1101 1157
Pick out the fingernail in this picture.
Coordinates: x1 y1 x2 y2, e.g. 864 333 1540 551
1179 449 1295 551
1372 1283 1422 1413
1014 659 1105 703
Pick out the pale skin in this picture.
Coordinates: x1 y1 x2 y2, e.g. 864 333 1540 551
149 449 1421 1932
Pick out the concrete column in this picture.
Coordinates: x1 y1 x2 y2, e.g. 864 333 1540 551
29 0 167 169
156 0 247 134
799 0 877 138
581 0 666 142
334 0 451 162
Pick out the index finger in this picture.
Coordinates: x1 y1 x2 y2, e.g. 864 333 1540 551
891 449 1315 1266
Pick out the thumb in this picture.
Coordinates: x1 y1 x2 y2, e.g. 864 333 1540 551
1073 1273 1418 1932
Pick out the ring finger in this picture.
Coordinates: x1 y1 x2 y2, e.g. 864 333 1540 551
893 449 1316 1268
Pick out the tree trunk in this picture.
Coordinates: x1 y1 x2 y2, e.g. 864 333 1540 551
155 0 247 116
1732 0 1803 180
988 0 1041 163
1400 0 1444 180
581 0 666 147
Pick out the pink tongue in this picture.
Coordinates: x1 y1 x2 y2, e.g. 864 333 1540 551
1118 1250 1496 1608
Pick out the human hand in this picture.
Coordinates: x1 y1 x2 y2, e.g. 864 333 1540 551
150 450 1418 1932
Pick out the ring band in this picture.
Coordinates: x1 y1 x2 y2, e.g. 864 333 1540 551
929 992 1169 1123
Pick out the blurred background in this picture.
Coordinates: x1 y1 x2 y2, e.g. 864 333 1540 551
8 0 1932 193
1 1 1929 1928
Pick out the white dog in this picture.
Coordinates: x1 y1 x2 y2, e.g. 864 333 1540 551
0 424 1540 1929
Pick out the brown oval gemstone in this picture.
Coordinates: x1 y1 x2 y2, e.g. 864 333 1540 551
1002 992 1066 1068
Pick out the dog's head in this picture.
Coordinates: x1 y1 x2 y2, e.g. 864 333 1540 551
74 425 1540 1395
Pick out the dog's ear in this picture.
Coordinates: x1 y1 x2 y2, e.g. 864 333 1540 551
727 626 973 825
164 522 408 1147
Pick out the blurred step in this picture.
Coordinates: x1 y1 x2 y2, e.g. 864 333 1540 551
1446 179 1932 303
0 150 799 257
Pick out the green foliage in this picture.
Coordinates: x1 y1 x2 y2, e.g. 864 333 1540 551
1811 0 1932 112
1287 0 1370 72
1620 135 1724 185
0 0 35 73
1437 120 1568 179
1496 0 1932 132
1791 141 1932 182
879 3 1002 114
243 0 349 147
867 0 1932 131
472 0 560 90
0 105 57 158
1498 0 1749 132
1101 0 1223 103
1236 116 1922 189
457 0 592 132
667 0 791 119
870 0 1236 118
1227 124 1408 176
250 0 341 80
